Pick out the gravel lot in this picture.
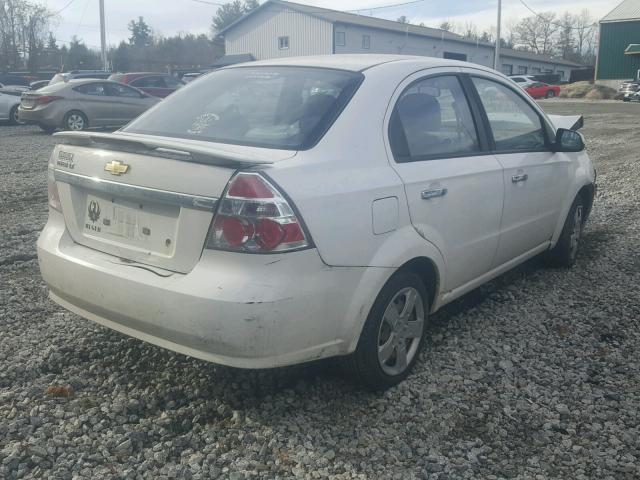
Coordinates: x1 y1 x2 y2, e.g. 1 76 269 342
1 100 639 479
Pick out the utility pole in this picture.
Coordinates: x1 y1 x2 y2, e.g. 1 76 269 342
99 0 108 71
493 0 502 71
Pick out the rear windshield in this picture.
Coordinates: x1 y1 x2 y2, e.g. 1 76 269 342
123 66 363 150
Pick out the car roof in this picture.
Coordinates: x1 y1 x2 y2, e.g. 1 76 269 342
229 54 492 73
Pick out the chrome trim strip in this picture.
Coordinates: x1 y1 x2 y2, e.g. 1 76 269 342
54 169 219 211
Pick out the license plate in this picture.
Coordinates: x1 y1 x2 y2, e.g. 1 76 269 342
83 194 178 253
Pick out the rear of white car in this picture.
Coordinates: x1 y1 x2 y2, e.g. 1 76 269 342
38 64 383 369
38 56 596 389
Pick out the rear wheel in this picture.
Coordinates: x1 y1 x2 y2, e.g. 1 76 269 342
63 111 88 131
345 271 428 390
546 90 556 99
545 196 584 267
8 105 21 125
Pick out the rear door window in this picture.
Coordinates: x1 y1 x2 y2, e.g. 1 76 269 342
105 83 141 98
123 67 363 150
75 83 107 96
389 75 480 162
472 77 548 152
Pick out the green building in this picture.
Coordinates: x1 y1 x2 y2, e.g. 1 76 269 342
596 0 640 87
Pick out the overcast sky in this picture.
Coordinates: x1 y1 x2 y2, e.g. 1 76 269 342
43 0 619 49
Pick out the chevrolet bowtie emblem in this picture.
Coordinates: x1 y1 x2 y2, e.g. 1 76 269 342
104 160 130 176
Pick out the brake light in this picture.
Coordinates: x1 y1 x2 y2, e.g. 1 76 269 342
47 155 61 212
35 95 62 106
206 172 310 253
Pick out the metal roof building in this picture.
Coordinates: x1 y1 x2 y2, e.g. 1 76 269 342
596 0 640 86
218 0 582 81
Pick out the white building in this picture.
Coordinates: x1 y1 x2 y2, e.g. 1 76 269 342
218 0 582 81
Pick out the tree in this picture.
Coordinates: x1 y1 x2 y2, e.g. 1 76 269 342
513 12 559 55
128 16 153 47
557 12 576 60
438 20 456 33
212 0 260 33
396 15 407 24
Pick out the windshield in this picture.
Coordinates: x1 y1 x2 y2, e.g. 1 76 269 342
123 66 363 150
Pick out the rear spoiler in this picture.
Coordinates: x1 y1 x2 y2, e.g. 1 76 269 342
547 114 584 131
52 131 289 167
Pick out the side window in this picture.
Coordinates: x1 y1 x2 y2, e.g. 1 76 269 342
335 31 346 46
75 83 106 96
106 83 141 98
131 76 163 88
278 36 289 50
389 75 480 162
472 77 547 152
163 76 184 88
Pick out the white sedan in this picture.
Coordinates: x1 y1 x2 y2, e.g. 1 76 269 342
38 55 596 390
0 86 24 124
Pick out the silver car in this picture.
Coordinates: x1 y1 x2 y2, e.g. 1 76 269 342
0 87 24 124
18 79 160 133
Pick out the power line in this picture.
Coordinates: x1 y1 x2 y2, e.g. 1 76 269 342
53 0 78 15
518 0 597 30
346 0 429 13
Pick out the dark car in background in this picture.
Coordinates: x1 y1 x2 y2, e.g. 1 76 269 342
0 74 30 88
29 80 50 91
108 73 184 98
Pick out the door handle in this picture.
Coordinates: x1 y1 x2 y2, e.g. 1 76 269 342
511 173 528 183
421 188 448 200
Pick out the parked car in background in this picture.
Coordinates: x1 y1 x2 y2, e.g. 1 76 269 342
0 87 24 124
525 82 561 99
38 55 596 390
19 79 160 133
181 72 203 83
509 75 538 87
108 73 185 98
0 74 29 88
619 80 640 101
29 80 51 91
49 71 112 85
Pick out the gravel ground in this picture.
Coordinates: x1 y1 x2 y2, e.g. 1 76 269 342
1 100 639 479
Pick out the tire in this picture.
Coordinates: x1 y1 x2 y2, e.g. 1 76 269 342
8 105 21 125
63 111 88 131
345 271 429 390
545 196 585 268
546 90 556 99
38 124 56 134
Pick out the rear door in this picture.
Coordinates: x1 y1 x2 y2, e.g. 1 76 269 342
104 83 152 123
75 82 115 126
386 71 504 291
468 74 570 267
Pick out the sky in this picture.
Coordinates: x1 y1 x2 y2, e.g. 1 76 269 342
42 0 620 50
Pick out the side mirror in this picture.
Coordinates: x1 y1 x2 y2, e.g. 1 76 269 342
554 128 584 152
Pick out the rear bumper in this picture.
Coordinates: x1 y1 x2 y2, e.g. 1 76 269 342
38 210 384 368
18 106 59 127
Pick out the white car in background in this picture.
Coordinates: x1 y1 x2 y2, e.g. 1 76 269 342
0 85 24 124
38 55 596 390
509 75 538 88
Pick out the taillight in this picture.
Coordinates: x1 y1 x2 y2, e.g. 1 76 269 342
206 172 310 253
47 155 61 212
35 95 62 106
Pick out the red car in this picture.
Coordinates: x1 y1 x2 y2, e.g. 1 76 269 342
108 72 184 98
525 82 561 99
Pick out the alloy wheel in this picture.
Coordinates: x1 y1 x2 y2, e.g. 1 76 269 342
67 114 85 131
377 287 425 376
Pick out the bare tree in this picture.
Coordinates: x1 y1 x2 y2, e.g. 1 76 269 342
557 12 576 60
513 12 559 55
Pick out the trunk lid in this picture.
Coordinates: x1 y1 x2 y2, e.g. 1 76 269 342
51 131 296 273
